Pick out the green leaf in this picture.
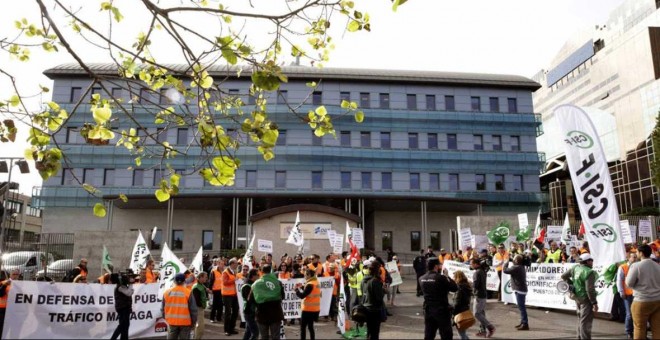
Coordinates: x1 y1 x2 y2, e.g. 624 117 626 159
93 203 107 218
392 0 408 12
155 189 170 202
347 21 360 32
199 71 213 89
355 111 364 123
134 157 141 167
83 183 98 194
262 129 279 146
251 71 280 91
222 48 238 65
315 105 327 117
8 95 20 107
171 173 180 187
111 7 123 22
92 105 111 124
119 193 128 203
340 100 350 109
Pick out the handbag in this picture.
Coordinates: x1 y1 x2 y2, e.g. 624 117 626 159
453 310 476 331
351 305 368 323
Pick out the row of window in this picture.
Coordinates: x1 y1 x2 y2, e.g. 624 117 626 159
381 231 442 252
68 86 519 113
141 229 214 251
62 168 524 191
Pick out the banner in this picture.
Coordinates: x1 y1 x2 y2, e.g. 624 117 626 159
620 220 633 244
443 260 500 291
258 239 273 253
385 261 403 286
638 220 653 238
158 243 186 297
129 232 151 273
236 276 335 321
501 263 614 312
190 246 203 277
518 213 529 232
555 104 626 267
533 209 542 239
3 282 164 339
459 228 472 250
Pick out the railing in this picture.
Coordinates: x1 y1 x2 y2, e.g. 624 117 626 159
0 233 75 281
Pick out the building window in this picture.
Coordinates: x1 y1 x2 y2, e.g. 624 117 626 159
277 130 286 146
139 88 151 105
248 93 256 105
360 92 370 108
159 89 170 105
312 132 322 146
203 230 213 250
430 231 440 251
157 128 167 143
177 128 188 145
492 135 502 151
473 134 483 150
82 168 93 184
380 132 391 149
312 91 322 105
340 91 350 103
133 169 144 186
61 168 74 186
66 127 77 144
91 87 102 99
312 171 322 189
426 95 436 111
495 174 505 190
511 135 520 151
429 173 439 191
246 170 257 188
476 174 486 191
489 97 499 112
508 98 518 113
449 173 459 191
153 169 163 186
410 231 421 251
341 172 351 189
70 87 82 103
445 95 455 111
408 133 419 149
447 134 457 150
428 133 438 149
275 171 286 188
340 131 351 146
149 229 162 250
381 231 392 251
172 230 184 250
379 93 390 109
410 173 420 190
407 94 417 110
471 96 481 111
103 169 115 186
361 172 372 189
277 90 287 104
360 131 371 147
513 175 523 191
382 172 392 190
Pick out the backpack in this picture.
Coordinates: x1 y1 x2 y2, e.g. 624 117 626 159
62 267 81 283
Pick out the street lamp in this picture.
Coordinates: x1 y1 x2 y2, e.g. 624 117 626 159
0 158 30 252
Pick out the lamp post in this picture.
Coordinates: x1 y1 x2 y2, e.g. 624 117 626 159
0 157 30 253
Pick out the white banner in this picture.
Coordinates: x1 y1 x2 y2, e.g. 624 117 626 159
385 261 403 286
620 220 633 244
555 105 626 267
286 211 304 246
243 235 256 270
190 246 203 277
443 260 500 291
3 282 164 339
236 277 334 321
501 263 614 312
337 272 346 335
638 220 653 238
546 226 563 242
258 239 273 253
562 214 572 242
518 213 529 232
459 228 472 250
129 232 151 273
158 243 186 297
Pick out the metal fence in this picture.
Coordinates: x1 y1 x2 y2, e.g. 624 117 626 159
0 233 75 281
539 215 658 244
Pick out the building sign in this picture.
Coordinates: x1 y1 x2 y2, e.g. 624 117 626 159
280 222 332 240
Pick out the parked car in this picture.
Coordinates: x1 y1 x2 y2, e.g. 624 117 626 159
1 251 55 280
36 259 74 281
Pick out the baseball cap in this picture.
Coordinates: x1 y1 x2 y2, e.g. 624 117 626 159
174 273 186 283
363 260 372 267
579 253 593 262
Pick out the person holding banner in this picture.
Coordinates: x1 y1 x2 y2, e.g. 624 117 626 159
0 269 19 337
110 273 134 340
295 269 322 340
163 273 198 340
561 253 598 340
222 258 240 336
502 255 529 331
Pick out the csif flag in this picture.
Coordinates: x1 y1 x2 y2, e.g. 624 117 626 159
286 211 304 247
102 245 113 274
533 209 542 239
486 221 510 246
158 242 186 297
190 246 203 276
243 234 256 269
129 231 151 273
562 213 572 242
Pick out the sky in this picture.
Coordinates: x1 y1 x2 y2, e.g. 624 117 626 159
0 0 627 195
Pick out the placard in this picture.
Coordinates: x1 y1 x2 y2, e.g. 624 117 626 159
385 261 403 286
630 225 637 242
258 239 273 253
638 220 652 238
333 234 344 254
518 213 529 232
351 228 365 249
459 228 472 250
471 235 489 252
620 220 633 244
546 225 563 242
443 260 499 292
326 230 337 248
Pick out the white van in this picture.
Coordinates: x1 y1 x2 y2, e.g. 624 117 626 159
1 251 55 280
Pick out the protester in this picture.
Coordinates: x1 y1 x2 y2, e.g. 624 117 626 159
471 258 495 338
413 249 426 297
544 241 563 264
625 244 660 340
503 255 529 330
163 273 198 340
144 259 158 283
362 261 385 340
425 246 437 260
222 258 240 336
452 270 472 340
566 247 580 263
192 272 209 340
110 273 134 340
251 264 285 340
295 268 322 340
209 258 225 324
73 274 87 283
0 269 19 337
617 252 638 338
346 258 362 313
561 253 598 340
419 258 458 340
240 269 259 340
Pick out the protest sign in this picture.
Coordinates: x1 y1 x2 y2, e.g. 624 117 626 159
326 230 337 248
459 228 472 250
333 234 344 254
518 213 529 232
258 239 273 253
443 260 499 291
129 232 151 273
385 261 403 286
546 226 563 242
351 229 364 249
3 282 163 339
620 220 633 244
638 219 652 238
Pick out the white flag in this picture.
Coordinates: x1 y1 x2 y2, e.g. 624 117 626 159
337 268 347 335
243 234 256 269
555 104 625 267
158 242 186 296
129 231 151 273
151 226 158 242
286 211 304 247
533 209 542 239
190 246 204 276
562 213 571 242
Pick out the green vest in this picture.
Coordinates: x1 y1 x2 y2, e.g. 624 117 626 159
241 282 256 314
545 248 562 263
251 273 282 304
193 282 208 308
572 264 594 299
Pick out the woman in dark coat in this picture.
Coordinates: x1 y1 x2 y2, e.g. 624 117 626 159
453 270 473 340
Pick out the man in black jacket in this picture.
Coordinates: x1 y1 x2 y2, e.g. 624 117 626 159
413 250 426 297
111 273 134 340
471 258 495 338
419 258 457 340
503 255 529 330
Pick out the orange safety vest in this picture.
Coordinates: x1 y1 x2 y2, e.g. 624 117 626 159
0 281 10 309
184 273 196 291
308 263 323 276
145 270 157 283
212 269 223 291
579 248 589 254
439 254 451 264
323 270 340 295
620 263 634 296
278 272 291 280
301 280 321 312
79 267 88 278
163 285 192 326
221 269 237 296
494 252 509 271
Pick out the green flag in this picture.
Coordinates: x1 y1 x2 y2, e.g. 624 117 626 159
102 245 113 274
487 221 511 245
516 229 531 242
